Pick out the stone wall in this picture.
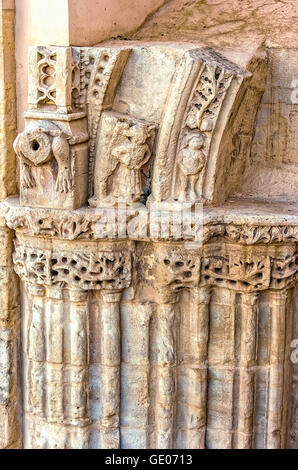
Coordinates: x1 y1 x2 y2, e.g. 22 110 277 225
0 0 21 449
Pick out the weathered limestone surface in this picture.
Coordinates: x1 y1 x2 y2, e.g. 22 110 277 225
0 0 21 449
0 38 296 449
0 0 297 449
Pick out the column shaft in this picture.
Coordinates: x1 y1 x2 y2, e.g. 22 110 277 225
177 287 210 449
267 290 288 449
155 291 178 449
237 292 259 449
100 290 122 449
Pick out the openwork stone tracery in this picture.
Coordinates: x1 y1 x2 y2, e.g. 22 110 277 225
1 43 298 449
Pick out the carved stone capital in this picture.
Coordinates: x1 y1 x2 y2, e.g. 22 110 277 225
151 244 201 292
13 238 132 292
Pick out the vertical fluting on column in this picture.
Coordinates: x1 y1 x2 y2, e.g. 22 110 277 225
266 289 288 449
0 0 19 448
24 285 91 449
0 224 21 449
177 286 211 449
24 283 46 425
155 288 179 449
288 287 298 449
237 292 259 449
99 290 122 449
44 287 64 425
67 288 90 446
154 288 178 449
206 287 236 449
120 303 153 449
281 287 294 450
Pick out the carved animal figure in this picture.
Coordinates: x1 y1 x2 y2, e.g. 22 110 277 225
14 127 72 193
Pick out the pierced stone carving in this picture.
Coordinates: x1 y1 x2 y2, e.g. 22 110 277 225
2 42 297 450
28 46 82 113
25 45 268 211
270 254 298 289
145 245 201 296
34 47 57 106
157 251 201 289
77 48 97 110
201 254 271 291
91 111 157 206
185 63 233 133
13 244 132 291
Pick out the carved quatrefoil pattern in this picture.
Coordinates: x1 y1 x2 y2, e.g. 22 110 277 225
37 48 57 105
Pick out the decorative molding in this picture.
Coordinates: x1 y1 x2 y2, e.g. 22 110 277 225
2 200 298 244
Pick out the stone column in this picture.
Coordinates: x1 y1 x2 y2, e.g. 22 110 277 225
99 289 122 449
206 287 237 449
177 286 211 449
23 284 91 448
237 292 259 449
155 288 179 449
266 289 288 449
0 0 20 449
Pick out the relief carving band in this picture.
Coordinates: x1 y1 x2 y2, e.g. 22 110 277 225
175 63 233 203
1 38 298 450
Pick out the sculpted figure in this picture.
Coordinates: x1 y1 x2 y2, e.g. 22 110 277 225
178 132 206 201
97 119 155 205
14 126 72 193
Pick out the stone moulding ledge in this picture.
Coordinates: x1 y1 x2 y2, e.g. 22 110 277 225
1 196 298 244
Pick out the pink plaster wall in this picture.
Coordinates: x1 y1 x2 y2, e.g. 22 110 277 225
69 0 167 46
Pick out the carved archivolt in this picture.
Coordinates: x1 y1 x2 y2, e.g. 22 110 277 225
151 48 253 205
85 48 131 197
22 45 269 210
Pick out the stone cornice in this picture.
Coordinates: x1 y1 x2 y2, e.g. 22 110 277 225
2 196 298 245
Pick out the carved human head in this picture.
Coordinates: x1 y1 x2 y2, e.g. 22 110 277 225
186 133 205 151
